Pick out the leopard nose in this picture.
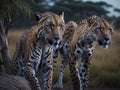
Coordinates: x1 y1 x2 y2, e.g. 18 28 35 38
104 37 110 41
88 52 92 56
54 36 59 41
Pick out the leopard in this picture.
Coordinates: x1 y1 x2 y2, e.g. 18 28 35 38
12 12 65 90
69 16 114 90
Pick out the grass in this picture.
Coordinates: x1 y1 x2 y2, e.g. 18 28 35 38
89 31 120 88
53 59 71 84
8 29 120 88
8 29 25 56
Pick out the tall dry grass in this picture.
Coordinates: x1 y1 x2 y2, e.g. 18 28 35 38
8 29 25 56
89 31 120 88
8 29 120 88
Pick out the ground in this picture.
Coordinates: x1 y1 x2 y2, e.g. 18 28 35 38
52 85 120 90
39 78 119 90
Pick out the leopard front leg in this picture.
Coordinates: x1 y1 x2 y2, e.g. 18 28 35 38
41 48 53 90
23 65 41 90
79 54 92 90
53 48 59 71
79 47 93 90
54 56 68 88
54 43 70 88
69 56 80 90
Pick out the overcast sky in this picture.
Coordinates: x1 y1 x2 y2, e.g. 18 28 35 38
83 0 120 17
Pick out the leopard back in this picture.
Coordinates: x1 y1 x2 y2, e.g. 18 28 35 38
60 21 77 55
63 21 77 42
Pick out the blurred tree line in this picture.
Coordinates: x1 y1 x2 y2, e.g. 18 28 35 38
12 0 120 29
1 0 120 29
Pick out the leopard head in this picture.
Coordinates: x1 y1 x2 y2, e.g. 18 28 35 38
88 16 114 48
35 12 65 48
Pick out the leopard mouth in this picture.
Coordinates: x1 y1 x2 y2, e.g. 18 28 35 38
100 45 108 48
46 38 59 49
53 42 59 49
98 40 110 48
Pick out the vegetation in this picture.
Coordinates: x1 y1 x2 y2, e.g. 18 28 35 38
0 0 34 74
11 0 120 28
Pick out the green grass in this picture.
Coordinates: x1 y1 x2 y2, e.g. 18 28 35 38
8 30 120 88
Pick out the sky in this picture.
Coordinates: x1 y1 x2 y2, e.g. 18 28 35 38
83 0 120 17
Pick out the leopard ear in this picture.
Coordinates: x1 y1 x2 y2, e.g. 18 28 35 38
35 13 42 22
58 11 64 20
110 20 115 28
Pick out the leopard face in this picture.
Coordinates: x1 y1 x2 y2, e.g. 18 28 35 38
87 16 114 48
35 12 65 48
95 19 114 48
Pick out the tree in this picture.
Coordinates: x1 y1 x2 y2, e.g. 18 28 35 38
48 0 113 22
0 0 34 74
114 8 120 13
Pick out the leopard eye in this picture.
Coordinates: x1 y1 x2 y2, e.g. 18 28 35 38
96 28 103 33
50 24 54 30
109 29 113 35
45 23 54 31
60 27 64 31
100 29 104 33
60 24 65 31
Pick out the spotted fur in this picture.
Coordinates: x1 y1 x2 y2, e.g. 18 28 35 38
69 16 114 90
12 12 65 90
53 16 114 90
